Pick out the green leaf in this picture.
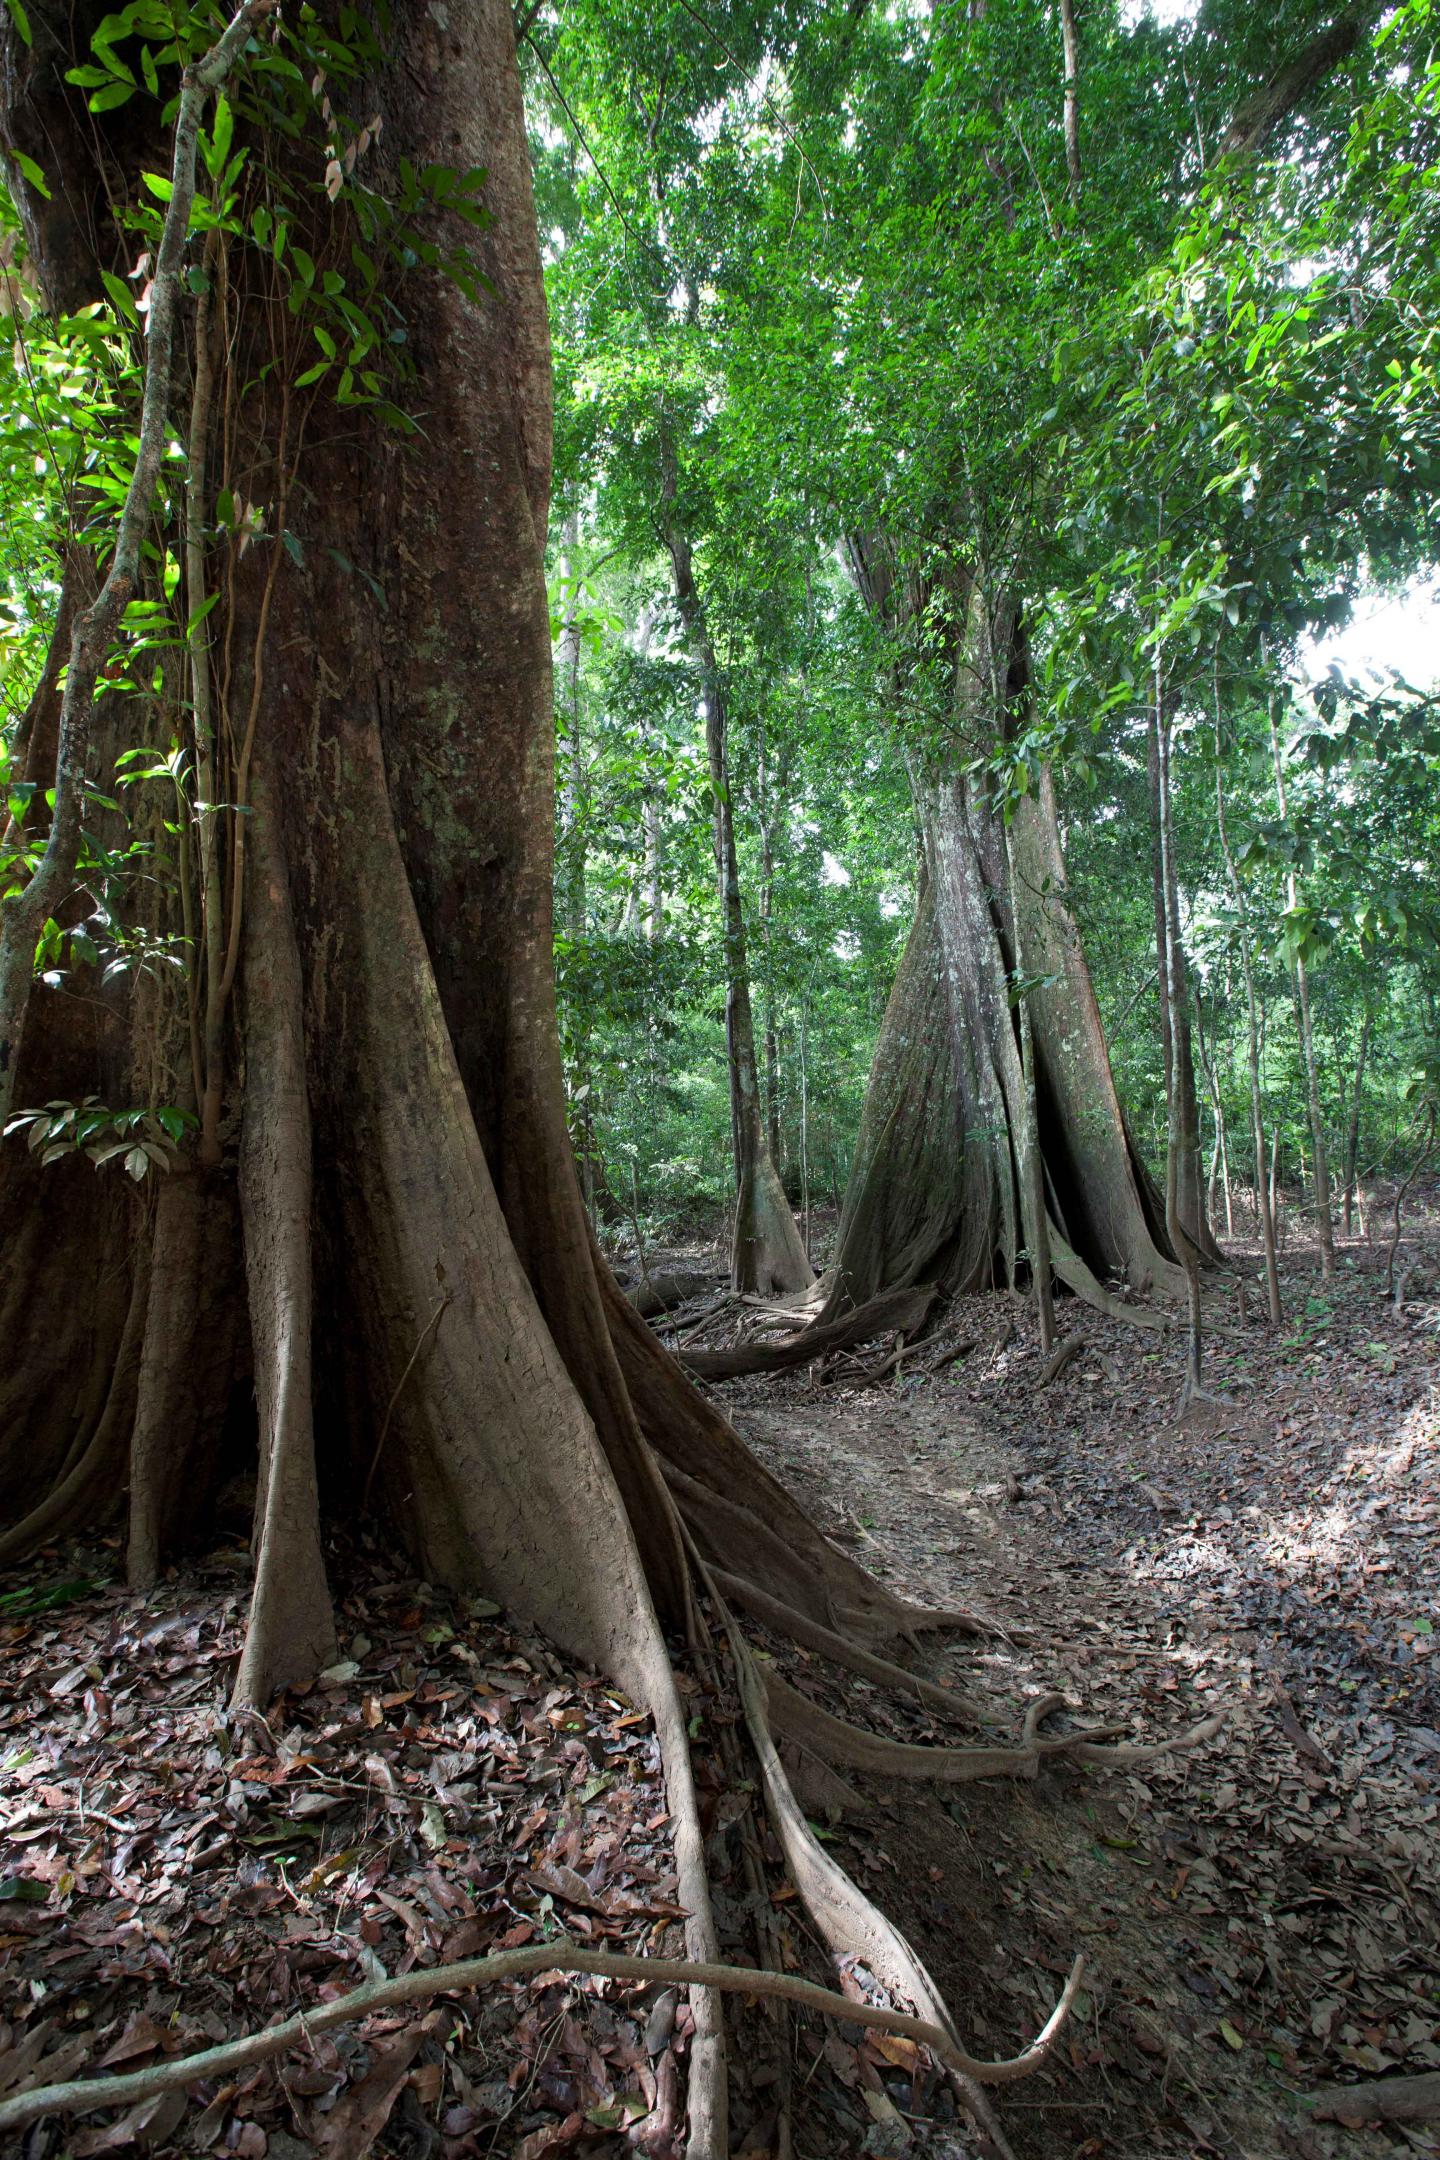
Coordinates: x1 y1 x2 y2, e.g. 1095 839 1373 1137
0 1877 47 1902
206 93 233 178
100 270 138 323
140 171 174 202
87 78 136 111
4 0 33 48
11 148 48 199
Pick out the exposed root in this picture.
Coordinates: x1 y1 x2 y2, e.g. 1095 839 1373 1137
1034 1332 1084 1389
1308 2072 1440 2126
712 1567 999 1727
765 1669 1226 1782
679 1283 936 1381
232 769 336 1707
1050 1237 1171 1332
720 1609 1036 2160
0 1939 1090 2141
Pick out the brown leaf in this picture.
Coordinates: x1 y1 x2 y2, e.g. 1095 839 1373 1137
312 2017 439 2160
98 2013 171 2067
72 2089 186 2154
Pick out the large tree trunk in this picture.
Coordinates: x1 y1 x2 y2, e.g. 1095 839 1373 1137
829 544 1180 1321
0 11 1001 2149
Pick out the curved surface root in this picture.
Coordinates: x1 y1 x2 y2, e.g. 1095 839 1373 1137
712 1567 998 1728
766 1670 1226 1782
0 1939 1089 2139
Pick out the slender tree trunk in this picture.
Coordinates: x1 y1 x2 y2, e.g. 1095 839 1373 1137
1194 995 1234 1238
660 498 809 1296
1344 1003 1373 1234
1059 0 1082 195
1267 698 1335 1277
758 723 784 1167
799 993 812 1265
644 788 664 942
1147 697 1222 1265
1270 1131 1282 1243
1214 705 1282 1321
1155 676 1205 1398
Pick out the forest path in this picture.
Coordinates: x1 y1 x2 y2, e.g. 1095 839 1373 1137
711 1230 1440 2160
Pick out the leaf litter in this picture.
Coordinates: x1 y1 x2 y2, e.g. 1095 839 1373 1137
0 1549 715 2158
696 1210 1440 2158
0 1534 957 2160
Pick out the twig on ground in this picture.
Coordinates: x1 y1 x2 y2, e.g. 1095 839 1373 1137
0 1942 1089 2136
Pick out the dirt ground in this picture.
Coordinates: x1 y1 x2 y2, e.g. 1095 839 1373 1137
702 1209 1440 2160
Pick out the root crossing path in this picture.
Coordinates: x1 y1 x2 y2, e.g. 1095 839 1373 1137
710 1253 1440 2160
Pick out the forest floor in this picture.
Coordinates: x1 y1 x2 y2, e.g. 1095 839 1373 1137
690 1202 1440 2160
0 1209 1436 2160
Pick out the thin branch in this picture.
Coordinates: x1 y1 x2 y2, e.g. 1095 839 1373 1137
522 35 650 250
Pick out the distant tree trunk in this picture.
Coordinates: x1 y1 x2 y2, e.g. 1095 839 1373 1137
1214 716 1282 1321
1155 676 1205 1399
1059 0 1082 195
827 538 1180 1322
0 16 969 2136
757 720 784 1167
1147 698 1223 1266
1267 698 1335 1277
1343 1003 1374 1234
660 498 810 1296
555 510 586 942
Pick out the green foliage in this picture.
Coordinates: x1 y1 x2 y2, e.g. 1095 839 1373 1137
526 0 1440 1229
3 1095 193 1178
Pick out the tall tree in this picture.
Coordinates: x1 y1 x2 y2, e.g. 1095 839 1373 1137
661 482 812 1294
0 8 1014 2141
